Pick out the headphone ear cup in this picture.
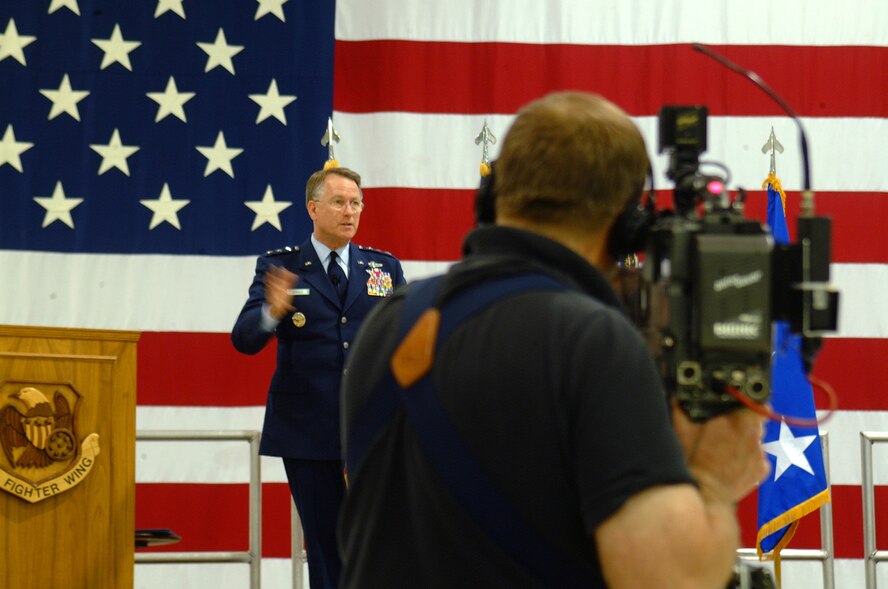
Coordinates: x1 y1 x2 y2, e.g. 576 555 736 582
475 163 497 225
608 168 656 259
608 198 649 259
608 188 656 259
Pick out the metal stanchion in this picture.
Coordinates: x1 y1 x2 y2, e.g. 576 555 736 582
861 432 888 589
135 430 262 589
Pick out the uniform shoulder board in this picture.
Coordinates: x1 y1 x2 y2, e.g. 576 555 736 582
265 245 301 257
357 244 396 258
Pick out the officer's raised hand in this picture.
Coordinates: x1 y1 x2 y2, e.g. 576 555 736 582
265 264 297 320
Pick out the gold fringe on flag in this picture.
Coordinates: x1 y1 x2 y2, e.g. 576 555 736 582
762 172 787 216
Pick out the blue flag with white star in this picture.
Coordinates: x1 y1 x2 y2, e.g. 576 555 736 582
756 178 831 557
0 0 332 255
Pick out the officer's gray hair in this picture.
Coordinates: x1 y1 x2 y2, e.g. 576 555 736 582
305 167 362 204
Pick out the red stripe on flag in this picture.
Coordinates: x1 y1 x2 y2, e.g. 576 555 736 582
136 482 294 558
743 190 888 265
738 484 888 559
335 42 888 117
137 332 275 406
357 187 888 264
135 336 887 411
812 339 888 411
135 482 884 560
359 187 475 262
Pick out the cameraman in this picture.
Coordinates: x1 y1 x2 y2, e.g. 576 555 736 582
338 92 769 588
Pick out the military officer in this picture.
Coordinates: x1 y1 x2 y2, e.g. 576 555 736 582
232 166 405 589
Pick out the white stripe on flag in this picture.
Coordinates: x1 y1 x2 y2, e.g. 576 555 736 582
335 0 888 46
135 406 888 486
2 251 884 337
334 113 888 193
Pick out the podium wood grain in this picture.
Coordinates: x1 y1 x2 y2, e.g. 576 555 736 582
0 325 139 589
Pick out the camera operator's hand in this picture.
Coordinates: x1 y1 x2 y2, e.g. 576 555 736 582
596 405 770 589
671 402 771 504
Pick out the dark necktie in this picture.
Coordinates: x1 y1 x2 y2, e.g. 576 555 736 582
327 251 348 303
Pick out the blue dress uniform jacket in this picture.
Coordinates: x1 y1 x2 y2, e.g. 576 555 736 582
232 238 405 459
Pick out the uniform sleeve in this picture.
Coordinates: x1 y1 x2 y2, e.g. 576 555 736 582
394 258 407 287
231 255 277 355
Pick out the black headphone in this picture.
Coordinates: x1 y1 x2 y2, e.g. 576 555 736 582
473 161 656 258
607 167 656 259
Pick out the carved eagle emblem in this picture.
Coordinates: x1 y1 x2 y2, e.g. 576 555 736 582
1 387 75 469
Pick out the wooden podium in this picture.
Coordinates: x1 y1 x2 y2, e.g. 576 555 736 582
0 325 138 589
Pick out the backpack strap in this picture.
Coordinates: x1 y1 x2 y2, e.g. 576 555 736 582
346 272 601 587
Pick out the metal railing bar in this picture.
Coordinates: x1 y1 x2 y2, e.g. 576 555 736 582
135 552 254 564
134 430 262 589
737 548 829 561
862 432 882 588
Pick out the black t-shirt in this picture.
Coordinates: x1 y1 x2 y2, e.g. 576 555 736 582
339 226 694 588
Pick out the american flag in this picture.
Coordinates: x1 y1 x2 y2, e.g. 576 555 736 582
1 1 886 587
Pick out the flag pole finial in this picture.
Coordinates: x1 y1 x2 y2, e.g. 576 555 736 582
761 126 784 177
762 126 787 214
475 119 496 177
321 116 341 169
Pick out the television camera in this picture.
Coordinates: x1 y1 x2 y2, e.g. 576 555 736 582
623 105 840 421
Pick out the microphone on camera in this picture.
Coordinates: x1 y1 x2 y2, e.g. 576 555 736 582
692 43 837 364
691 43 812 194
